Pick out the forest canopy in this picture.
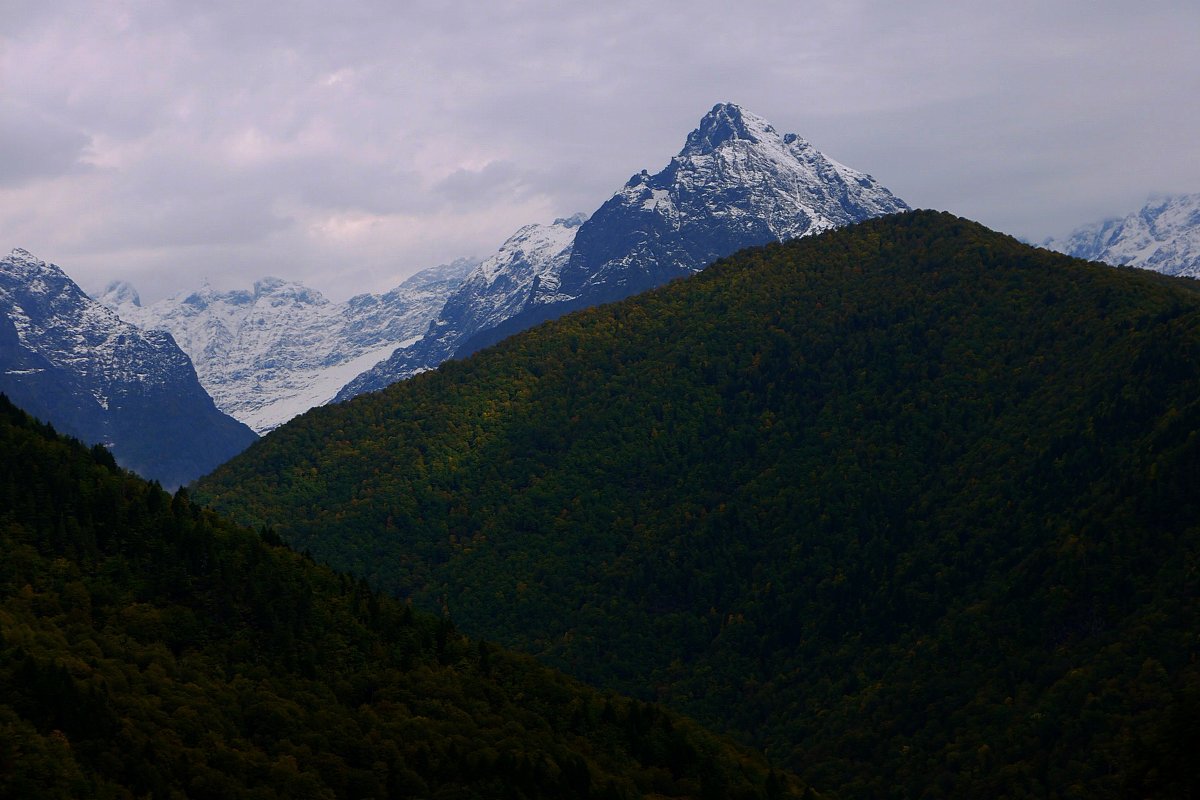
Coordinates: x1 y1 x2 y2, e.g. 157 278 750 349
198 212 1200 798
0 392 806 799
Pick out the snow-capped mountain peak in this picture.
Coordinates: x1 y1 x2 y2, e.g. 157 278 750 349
3 250 163 383
337 103 908 400
548 102 908 306
1045 193 1200 277
252 277 330 306
476 214 586 287
331 214 588 400
681 102 776 155
2 248 256 487
6 247 50 274
100 280 142 309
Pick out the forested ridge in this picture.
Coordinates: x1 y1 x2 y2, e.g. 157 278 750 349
0 393 808 799
197 211 1200 798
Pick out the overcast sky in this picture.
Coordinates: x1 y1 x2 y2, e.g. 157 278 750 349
3 0 1198 303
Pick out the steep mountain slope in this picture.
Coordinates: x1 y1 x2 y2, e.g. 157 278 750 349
0 248 256 487
0 393 807 800
1046 193 1200 276
337 102 907 398
198 212 1200 798
101 258 474 433
333 217 586 396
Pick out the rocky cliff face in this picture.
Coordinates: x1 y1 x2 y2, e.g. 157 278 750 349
338 102 908 399
1 248 257 487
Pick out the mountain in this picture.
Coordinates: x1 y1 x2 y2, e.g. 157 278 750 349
0 393 809 799
101 258 474 433
334 216 586 397
1045 193 1200 276
0 248 256 487
336 102 908 399
197 212 1200 798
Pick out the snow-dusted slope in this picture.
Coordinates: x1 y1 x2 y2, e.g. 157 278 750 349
1045 194 1200 277
0 248 257 487
102 259 473 433
335 215 585 398
338 102 908 400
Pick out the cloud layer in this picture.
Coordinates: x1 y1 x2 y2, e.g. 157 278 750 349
3 0 1198 301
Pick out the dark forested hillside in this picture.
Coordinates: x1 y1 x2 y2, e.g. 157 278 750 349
0 394 806 799
197 211 1200 798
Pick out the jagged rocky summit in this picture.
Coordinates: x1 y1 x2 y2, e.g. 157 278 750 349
337 102 909 400
101 258 475 433
0 248 257 488
1045 193 1200 277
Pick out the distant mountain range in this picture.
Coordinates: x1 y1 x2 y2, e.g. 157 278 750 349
100 259 475 433
0 248 256 487
95 103 908 418
5 101 909 473
338 102 909 399
1045 193 1200 277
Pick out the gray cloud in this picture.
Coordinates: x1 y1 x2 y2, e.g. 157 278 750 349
2 0 1197 301
0 101 92 186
